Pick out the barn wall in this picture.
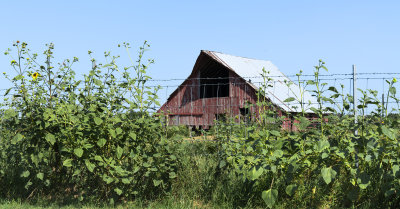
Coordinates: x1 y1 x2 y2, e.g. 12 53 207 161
158 68 285 128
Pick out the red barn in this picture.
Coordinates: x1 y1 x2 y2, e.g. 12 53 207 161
158 50 319 131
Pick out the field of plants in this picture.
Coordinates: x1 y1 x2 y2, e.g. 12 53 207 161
1 42 400 208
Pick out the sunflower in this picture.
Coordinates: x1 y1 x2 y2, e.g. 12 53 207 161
32 72 39 80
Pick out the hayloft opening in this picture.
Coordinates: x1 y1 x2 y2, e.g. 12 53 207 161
200 66 229 98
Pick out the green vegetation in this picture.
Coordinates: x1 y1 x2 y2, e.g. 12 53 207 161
1 42 400 208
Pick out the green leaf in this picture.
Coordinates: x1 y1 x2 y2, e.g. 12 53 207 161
74 148 84 158
73 80 81 87
307 80 316 85
63 159 73 167
45 133 56 145
321 167 337 184
270 165 277 173
85 159 96 172
12 133 24 144
393 165 400 177
94 79 102 86
21 170 30 178
45 179 50 187
381 126 395 140
170 155 177 160
94 117 103 125
153 179 163 186
273 150 283 158
330 93 340 99
25 181 32 190
94 155 103 162
97 138 107 147
365 154 372 162
4 88 11 96
116 146 123 159
83 143 94 149
115 166 126 175
31 154 39 166
116 127 123 135
285 184 297 196
114 188 123 195
262 189 278 208
250 167 264 181
122 178 131 184
103 175 114 184
317 139 330 152
129 132 137 140
328 86 338 93
270 130 281 137
389 86 396 95
219 160 226 168
109 129 116 138
169 172 177 179
36 172 44 180
283 97 295 103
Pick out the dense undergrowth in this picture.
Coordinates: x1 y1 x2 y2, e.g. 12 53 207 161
1 42 400 208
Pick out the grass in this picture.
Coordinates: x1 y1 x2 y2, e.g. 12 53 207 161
0 197 227 209
0 199 188 209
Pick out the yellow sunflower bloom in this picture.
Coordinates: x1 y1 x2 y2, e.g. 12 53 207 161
32 72 39 80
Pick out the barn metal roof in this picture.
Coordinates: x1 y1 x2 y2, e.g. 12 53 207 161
205 50 319 113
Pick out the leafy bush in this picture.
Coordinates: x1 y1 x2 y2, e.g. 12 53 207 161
0 42 179 203
215 62 400 208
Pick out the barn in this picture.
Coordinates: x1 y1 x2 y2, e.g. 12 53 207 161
157 50 319 131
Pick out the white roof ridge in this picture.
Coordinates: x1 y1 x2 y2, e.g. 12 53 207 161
204 50 271 63
209 51 290 80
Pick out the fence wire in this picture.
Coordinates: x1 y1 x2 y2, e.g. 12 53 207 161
1 73 400 120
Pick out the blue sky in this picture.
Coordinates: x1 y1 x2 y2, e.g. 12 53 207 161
1 1 400 104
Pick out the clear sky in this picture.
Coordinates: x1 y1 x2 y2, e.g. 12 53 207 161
1 0 400 105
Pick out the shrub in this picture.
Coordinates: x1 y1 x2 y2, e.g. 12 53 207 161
0 41 178 203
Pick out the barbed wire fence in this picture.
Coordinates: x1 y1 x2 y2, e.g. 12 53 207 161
1 72 400 132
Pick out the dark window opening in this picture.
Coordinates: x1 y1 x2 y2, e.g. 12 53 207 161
240 107 251 122
215 114 227 122
200 67 229 98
